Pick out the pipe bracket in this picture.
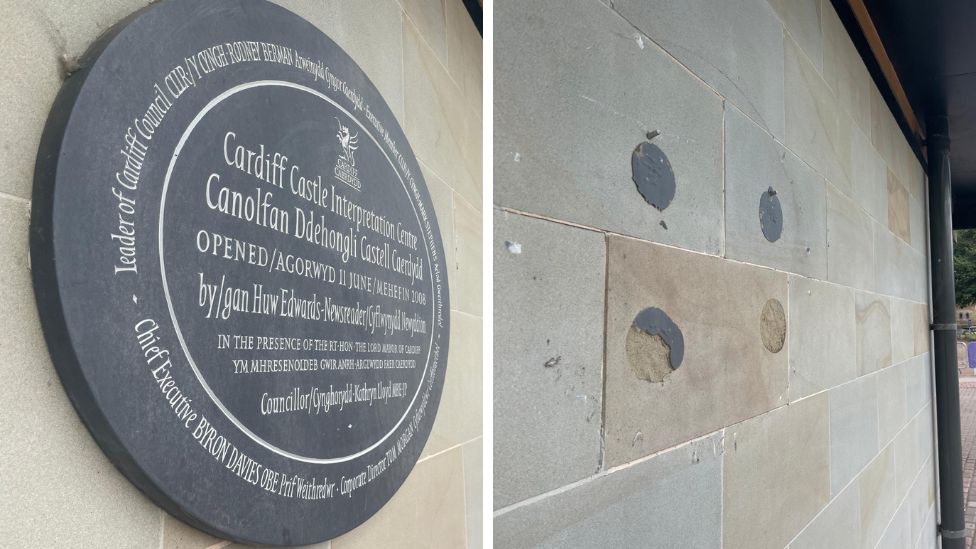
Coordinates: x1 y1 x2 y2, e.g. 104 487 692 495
931 323 957 331
941 527 966 539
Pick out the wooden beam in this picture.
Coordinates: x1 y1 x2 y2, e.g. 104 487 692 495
846 0 925 143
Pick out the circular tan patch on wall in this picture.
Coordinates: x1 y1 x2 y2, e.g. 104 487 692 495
626 307 684 383
760 298 786 353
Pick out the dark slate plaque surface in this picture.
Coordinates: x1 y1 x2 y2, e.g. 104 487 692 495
29 0 450 545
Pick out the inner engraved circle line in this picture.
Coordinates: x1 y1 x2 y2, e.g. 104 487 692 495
158 79 436 465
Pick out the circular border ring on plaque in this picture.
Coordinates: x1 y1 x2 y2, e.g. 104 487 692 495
29 0 451 545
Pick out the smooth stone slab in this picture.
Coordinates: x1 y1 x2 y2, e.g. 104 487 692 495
850 125 888 225
724 105 826 278
888 170 912 243
612 0 785 140
890 298 916 364
723 393 830 549
855 291 892 375
828 375 879 495
876 359 908 447
604 236 787 466
494 0 723 255
827 184 875 290
493 211 606 508
859 445 897 548
494 433 722 549
822 3 873 135
788 275 856 400
768 0 823 72
789 481 859 549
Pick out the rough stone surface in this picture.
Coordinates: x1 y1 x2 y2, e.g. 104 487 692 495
855 291 892 375
0 3 62 199
605 236 788 465
724 105 827 278
493 211 606 508
494 433 722 549
0 197 163 547
760 299 787 353
788 275 856 400
723 394 830 549
612 0 785 140
827 184 875 290
828 375 880 495
494 0 723 254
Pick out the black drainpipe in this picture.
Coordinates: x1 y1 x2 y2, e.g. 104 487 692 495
927 115 966 548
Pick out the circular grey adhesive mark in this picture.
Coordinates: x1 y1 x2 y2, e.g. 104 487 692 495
631 142 675 211
626 307 684 382
760 298 786 353
759 186 783 242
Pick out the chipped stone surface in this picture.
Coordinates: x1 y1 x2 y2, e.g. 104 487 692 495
725 106 826 277
828 375 879 495
855 291 891 375
788 275 856 399
605 236 788 465
612 0 785 140
494 433 722 549
888 169 912 243
495 0 723 254
723 394 830 549
827 184 875 290
493 211 606 508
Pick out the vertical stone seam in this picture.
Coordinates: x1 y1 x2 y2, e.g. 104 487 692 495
720 98 727 259
599 232 610 473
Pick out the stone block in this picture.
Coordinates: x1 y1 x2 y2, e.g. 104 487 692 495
916 506 936 549
401 0 447 65
422 311 482 458
870 84 900 172
786 36 853 197
404 15 481 210
723 394 830 549
724 105 827 278
612 0 785 140
850 126 888 225
876 359 907 447
332 448 466 549
421 165 457 300
270 0 406 122
494 0 723 254
859 444 897 549
445 0 482 120
822 1 873 134
604 236 788 465
462 438 482 549
768 0 822 72
0 3 62 199
913 303 930 356
161 515 225 549
494 433 722 549
875 222 926 301
893 403 934 505
909 194 927 253
0 197 162 547
905 354 932 418
878 498 912 549
890 298 915 364
788 275 856 399
453 197 482 315
827 184 875 290
789 481 859 549
856 291 891 375
493 211 606 508
828 375 879 495
907 456 936 549
888 170 912 243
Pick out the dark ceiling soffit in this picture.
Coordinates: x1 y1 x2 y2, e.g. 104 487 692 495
463 0 482 36
828 0 928 171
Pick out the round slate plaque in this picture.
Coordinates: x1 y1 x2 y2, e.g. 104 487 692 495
30 0 450 544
